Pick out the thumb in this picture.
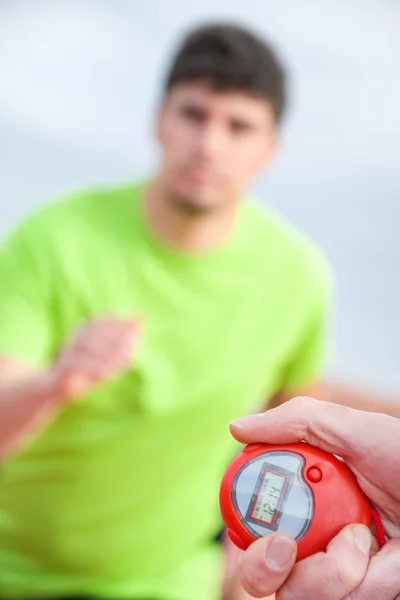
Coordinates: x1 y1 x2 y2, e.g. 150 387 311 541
238 533 297 598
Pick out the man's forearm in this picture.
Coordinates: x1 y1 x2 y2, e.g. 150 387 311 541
267 378 400 417
324 379 400 417
0 373 60 459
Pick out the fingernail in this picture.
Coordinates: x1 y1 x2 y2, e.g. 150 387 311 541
265 536 296 570
230 413 266 429
353 525 371 555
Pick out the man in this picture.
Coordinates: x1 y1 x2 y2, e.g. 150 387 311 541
0 23 397 600
230 396 400 599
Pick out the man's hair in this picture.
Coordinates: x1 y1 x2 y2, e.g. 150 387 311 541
164 23 287 123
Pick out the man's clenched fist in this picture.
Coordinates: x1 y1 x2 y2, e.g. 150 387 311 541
47 316 140 400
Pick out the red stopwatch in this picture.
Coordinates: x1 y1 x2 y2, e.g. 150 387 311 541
220 442 372 561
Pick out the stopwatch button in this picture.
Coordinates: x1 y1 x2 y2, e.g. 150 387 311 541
227 528 247 551
307 466 323 483
243 443 265 453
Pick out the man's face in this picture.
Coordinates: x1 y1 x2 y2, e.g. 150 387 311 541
156 81 278 215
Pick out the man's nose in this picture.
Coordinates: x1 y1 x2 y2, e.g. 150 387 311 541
195 124 226 159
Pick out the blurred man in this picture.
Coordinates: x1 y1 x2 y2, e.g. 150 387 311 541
0 23 397 600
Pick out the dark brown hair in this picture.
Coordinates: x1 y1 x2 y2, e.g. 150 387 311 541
165 23 287 123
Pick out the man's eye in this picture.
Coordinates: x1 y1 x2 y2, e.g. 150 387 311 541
181 106 206 123
231 121 253 134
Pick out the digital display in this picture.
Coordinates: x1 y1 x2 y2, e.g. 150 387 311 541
250 468 288 525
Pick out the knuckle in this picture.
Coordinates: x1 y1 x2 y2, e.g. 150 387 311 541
241 575 270 598
239 557 275 598
332 556 363 593
277 586 300 600
288 395 315 409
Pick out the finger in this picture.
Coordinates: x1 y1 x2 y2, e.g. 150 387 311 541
238 533 297 598
75 320 140 363
348 538 400 600
92 315 140 328
229 396 398 463
76 334 138 366
80 318 139 347
275 524 371 600
62 338 135 377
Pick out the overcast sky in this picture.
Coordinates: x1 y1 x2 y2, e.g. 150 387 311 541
1 0 399 391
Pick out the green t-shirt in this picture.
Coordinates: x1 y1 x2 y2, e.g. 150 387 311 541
0 182 332 599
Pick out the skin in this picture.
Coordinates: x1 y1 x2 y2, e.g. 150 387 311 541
228 397 400 599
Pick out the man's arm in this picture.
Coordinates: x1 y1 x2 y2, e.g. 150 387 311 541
323 378 400 416
0 318 139 460
0 357 60 459
268 379 400 417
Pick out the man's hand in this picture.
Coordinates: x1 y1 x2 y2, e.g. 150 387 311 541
228 396 400 598
0 316 140 458
47 316 140 400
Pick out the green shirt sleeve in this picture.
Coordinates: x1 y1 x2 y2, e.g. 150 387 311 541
0 219 52 366
280 254 334 391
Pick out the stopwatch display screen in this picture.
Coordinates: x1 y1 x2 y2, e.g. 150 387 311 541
248 465 289 525
233 450 314 540
245 461 293 529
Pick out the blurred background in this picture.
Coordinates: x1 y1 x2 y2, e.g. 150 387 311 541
0 0 399 393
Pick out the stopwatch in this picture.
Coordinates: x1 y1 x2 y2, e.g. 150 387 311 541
220 442 372 561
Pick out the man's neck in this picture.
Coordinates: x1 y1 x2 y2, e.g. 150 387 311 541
144 180 239 255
